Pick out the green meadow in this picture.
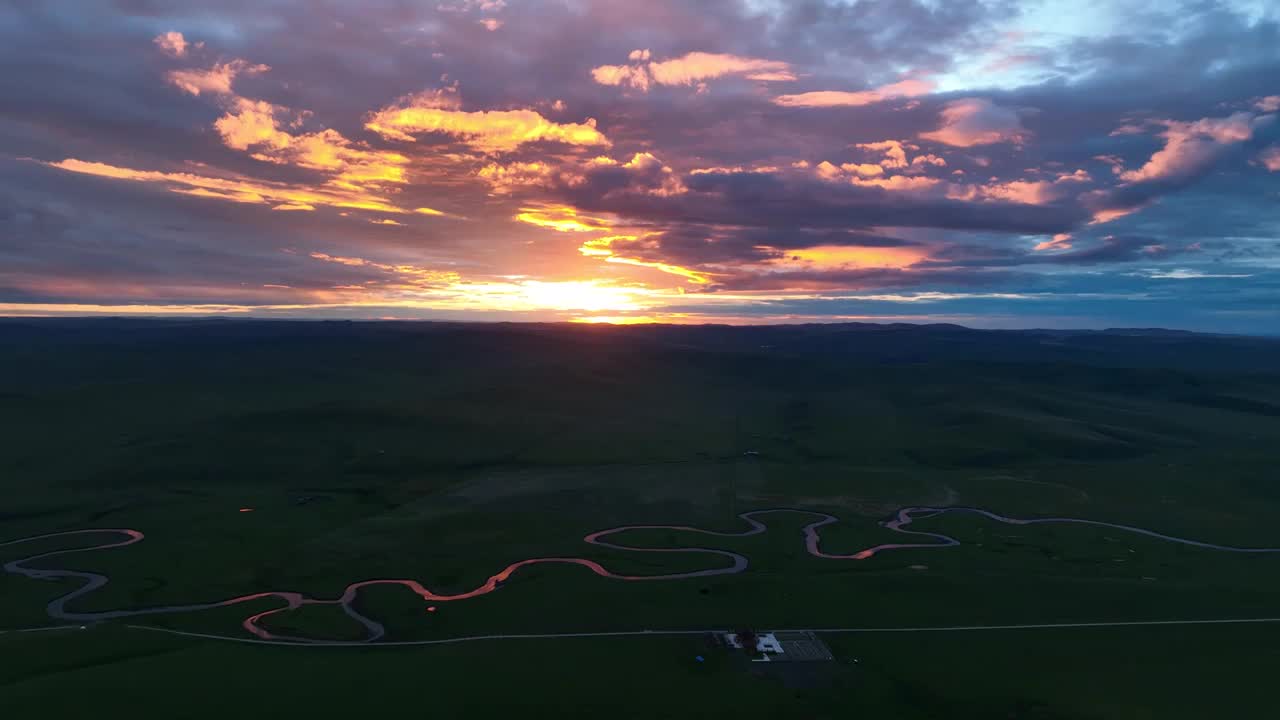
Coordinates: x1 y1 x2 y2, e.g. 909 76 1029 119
4 319 1280 717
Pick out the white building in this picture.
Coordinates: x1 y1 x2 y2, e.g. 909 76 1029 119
723 632 783 661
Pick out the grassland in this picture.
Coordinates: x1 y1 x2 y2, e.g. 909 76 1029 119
3 319 1280 717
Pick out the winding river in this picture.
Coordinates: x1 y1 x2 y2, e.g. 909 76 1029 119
5 507 1280 644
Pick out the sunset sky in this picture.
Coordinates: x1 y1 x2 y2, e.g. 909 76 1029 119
3 1 1279 331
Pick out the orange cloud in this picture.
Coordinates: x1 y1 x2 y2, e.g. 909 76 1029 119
592 50 794 92
815 160 843 181
477 160 562 193
167 58 268 96
577 236 711 284
774 245 929 269
214 97 409 190
44 158 403 213
773 79 933 108
365 91 609 152
514 204 612 232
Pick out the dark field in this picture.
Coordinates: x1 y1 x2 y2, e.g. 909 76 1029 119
4 318 1280 718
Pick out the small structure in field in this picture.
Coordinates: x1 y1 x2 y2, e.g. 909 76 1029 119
722 630 832 662
724 630 782 661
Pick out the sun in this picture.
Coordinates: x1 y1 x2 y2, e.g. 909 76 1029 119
517 280 655 312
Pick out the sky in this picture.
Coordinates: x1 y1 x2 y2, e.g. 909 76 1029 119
2 0 1279 331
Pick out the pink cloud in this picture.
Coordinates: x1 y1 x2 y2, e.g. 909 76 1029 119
592 51 794 92
854 140 909 169
1258 146 1280 172
1034 233 1073 251
153 31 189 58
919 98 1026 147
841 162 885 177
1256 96 1280 112
1118 112 1269 183
977 180 1059 205
909 154 947 172
773 79 933 108
849 175 941 192
1055 169 1092 183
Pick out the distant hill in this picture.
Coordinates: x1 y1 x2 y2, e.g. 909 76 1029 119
1 317 1278 372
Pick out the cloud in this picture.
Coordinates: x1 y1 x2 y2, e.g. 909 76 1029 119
577 235 712 284
1034 233 1073 251
919 98 1026 147
1255 146 1280 172
574 225 926 281
365 91 609 152
166 58 269 96
477 159 561 192
514 204 612 233
971 171 1094 206
153 31 190 58
1118 112 1270 183
771 244 930 270
1083 111 1276 225
773 78 933 107
854 140 910 169
41 158 404 213
478 18 502 31
7 0 1280 330
1138 268 1252 279
475 152 684 197
1045 235 1190 265
809 141 957 191
849 175 942 191
592 50 794 92
213 97 409 190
